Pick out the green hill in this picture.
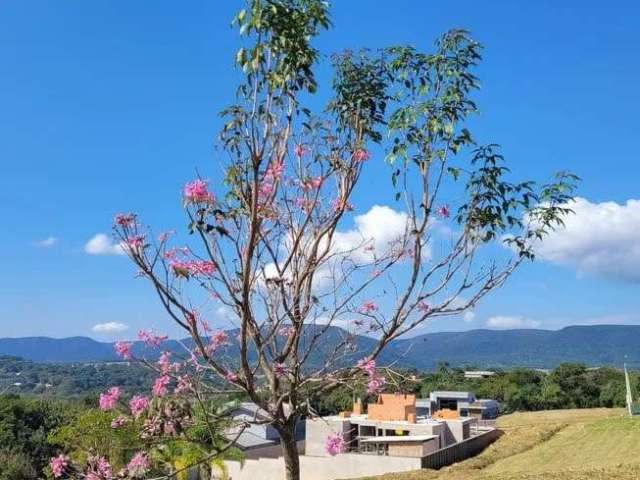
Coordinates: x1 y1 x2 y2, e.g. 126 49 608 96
355 409 640 480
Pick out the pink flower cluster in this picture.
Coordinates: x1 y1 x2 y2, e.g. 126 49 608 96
99 386 122 411
127 452 150 478
332 197 353 213
111 415 128 429
357 358 376 376
138 330 168 348
358 300 378 315
357 358 386 395
435 204 450 219
258 159 285 204
175 375 192 394
300 176 322 191
273 362 288 378
152 375 170 397
114 213 136 227
278 325 295 338
126 235 145 251
170 259 216 278
183 179 214 204
208 330 229 352
224 371 239 383
352 149 370 162
50 454 69 478
325 432 346 456
129 395 149 418
95 457 112 478
416 301 431 313
114 341 132 360
294 143 308 157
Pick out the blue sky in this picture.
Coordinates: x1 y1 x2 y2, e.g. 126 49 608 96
1 1 639 340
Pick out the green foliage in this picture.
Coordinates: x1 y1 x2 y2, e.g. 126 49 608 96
48 409 142 470
0 394 76 479
0 356 155 397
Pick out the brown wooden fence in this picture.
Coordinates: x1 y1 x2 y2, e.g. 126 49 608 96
421 428 501 470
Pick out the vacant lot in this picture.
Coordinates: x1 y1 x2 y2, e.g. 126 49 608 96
351 408 640 480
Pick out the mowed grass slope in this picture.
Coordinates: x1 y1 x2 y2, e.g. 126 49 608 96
351 408 640 480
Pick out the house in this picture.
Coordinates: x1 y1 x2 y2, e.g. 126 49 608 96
223 402 305 459
223 393 498 480
429 391 499 420
464 370 496 379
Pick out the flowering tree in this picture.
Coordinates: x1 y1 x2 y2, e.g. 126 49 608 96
51 1 578 480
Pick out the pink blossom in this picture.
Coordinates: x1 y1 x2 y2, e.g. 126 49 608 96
278 325 296 338
357 358 376 376
111 415 128 429
126 234 145 251
224 371 239 383
366 374 386 395
332 197 353 213
129 395 149 418
114 341 132 360
137 330 168 348
358 300 378 314
352 149 370 162
325 432 346 456
174 375 192 394
50 454 69 478
267 158 285 179
208 330 229 352
416 301 430 313
294 197 314 213
300 176 322 191
127 452 150 478
96 457 112 478
183 179 214 204
294 144 308 157
158 351 171 374
152 375 170 397
273 362 288 378
114 213 136 227
435 204 450 219
170 259 216 278
99 386 121 411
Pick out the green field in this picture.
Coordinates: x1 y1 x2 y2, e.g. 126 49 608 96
352 409 640 480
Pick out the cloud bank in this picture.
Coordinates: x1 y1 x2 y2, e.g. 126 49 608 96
534 197 640 283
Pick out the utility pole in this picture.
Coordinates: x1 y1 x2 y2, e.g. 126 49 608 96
624 363 633 417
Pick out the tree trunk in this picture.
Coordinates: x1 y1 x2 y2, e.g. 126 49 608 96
279 425 301 480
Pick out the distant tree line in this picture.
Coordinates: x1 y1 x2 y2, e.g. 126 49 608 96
0 356 155 397
311 363 639 415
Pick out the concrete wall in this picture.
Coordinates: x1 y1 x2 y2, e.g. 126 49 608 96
305 418 353 457
224 453 422 480
443 419 472 444
243 441 305 460
387 438 438 458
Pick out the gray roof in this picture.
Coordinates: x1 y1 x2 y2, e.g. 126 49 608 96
430 391 475 400
227 430 278 450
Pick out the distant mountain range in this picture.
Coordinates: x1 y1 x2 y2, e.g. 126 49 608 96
1 325 639 369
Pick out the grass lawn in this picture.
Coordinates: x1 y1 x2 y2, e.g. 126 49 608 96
349 408 640 480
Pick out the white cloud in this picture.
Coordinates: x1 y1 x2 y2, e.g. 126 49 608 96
330 205 415 262
486 315 541 329
33 236 58 248
84 233 125 255
463 311 475 322
533 197 640 283
92 322 129 333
